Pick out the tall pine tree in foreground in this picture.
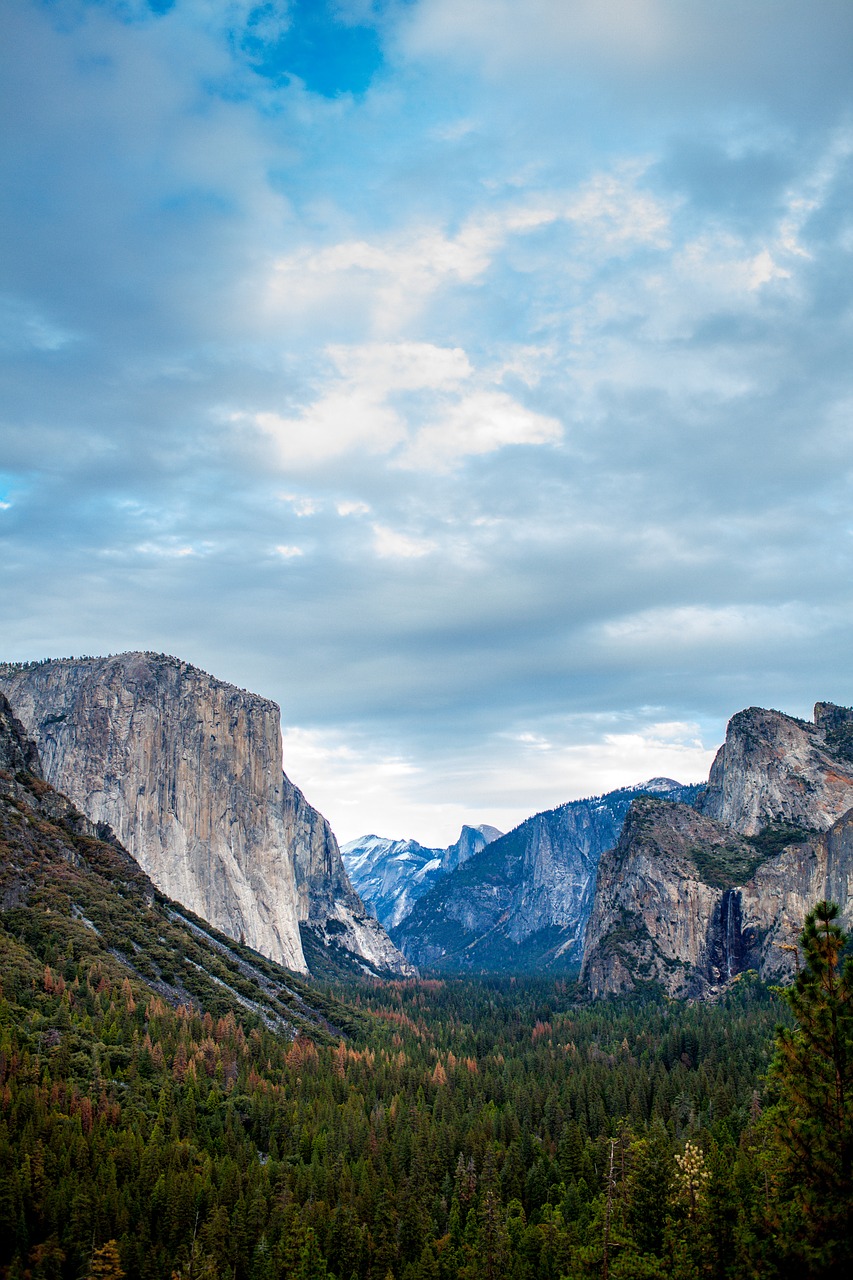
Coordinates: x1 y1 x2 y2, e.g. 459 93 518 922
762 900 852 1279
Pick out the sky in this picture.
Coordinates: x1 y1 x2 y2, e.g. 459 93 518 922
2 0 853 847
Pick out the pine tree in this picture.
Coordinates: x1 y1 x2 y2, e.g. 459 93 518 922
88 1240 124 1280
764 900 853 1277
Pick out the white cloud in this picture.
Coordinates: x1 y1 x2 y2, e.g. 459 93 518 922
278 493 321 516
133 543 198 558
234 340 562 472
779 126 853 258
280 717 715 847
494 720 716 810
599 603 816 654
371 524 437 559
330 341 472 389
400 0 677 72
233 390 405 466
268 204 559 330
274 544 304 558
0 295 80 353
267 170 672 334
563 167 672 253
399 389 562 471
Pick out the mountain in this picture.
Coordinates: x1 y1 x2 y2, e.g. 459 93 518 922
0 653 411 979
0 692 355 1038
697 702 853 834
391 779 702 972
342 823 503 929
583 703 853 997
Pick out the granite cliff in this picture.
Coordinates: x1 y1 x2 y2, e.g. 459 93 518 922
392 779 701 971
583 702 853 997
0 654 410 978
0 692 355 1038
697 703 853 834
342 823 503 930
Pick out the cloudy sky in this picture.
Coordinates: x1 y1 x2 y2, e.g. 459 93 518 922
3 0 853 846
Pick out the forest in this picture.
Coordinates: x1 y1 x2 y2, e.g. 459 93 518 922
1 894 851 1280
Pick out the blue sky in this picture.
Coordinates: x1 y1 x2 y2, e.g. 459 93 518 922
3 0 853 844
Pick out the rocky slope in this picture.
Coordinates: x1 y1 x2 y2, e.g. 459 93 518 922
392 779 701 972
697 703 853 834
0 654 411 978
584 702 853 997
342 823 503 930
0 693 355 1038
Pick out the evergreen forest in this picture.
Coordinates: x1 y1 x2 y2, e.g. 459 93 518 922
1 898 851 1280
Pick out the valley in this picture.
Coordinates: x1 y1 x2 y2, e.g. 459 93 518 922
0 659 851 1278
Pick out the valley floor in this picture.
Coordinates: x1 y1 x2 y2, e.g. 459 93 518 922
5 949 847 1280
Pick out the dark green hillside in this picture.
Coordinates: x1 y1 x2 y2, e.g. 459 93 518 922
0 770 356 1043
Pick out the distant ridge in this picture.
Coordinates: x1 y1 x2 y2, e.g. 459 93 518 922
343 823 503 930
390 779 702 972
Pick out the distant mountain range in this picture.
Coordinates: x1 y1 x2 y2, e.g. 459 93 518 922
342 824 503 929
350 779 702 972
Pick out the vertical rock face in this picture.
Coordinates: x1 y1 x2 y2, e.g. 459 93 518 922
583 702 853 998
697 704 853 835
583 796 853 997
0 654 411 977
740 811 853 980
582 799 764 998
0 654 307 972
0 694 42 778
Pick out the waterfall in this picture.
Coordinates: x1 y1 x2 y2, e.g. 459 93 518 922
720 889 743 980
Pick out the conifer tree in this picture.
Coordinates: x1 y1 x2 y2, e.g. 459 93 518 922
88 1241 124 1280
765 900 853 1277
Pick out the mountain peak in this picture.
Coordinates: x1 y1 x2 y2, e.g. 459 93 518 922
698 701 853 835
628 776 686 793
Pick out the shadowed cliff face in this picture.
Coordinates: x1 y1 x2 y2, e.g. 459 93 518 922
0 695 42 778
0 654 411 978
697 704 853 836
581 794 853 998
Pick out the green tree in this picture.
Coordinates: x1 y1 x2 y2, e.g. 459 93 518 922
297 1229 329 1280
626 1125 672 1256
764 900 853 1277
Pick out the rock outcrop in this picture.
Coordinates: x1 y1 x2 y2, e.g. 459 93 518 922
0 654 411 977
392 780 701 971
584 702 853 998
582 795 853 998
697 704 853 835
582 798 759 997
342 823 503 930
